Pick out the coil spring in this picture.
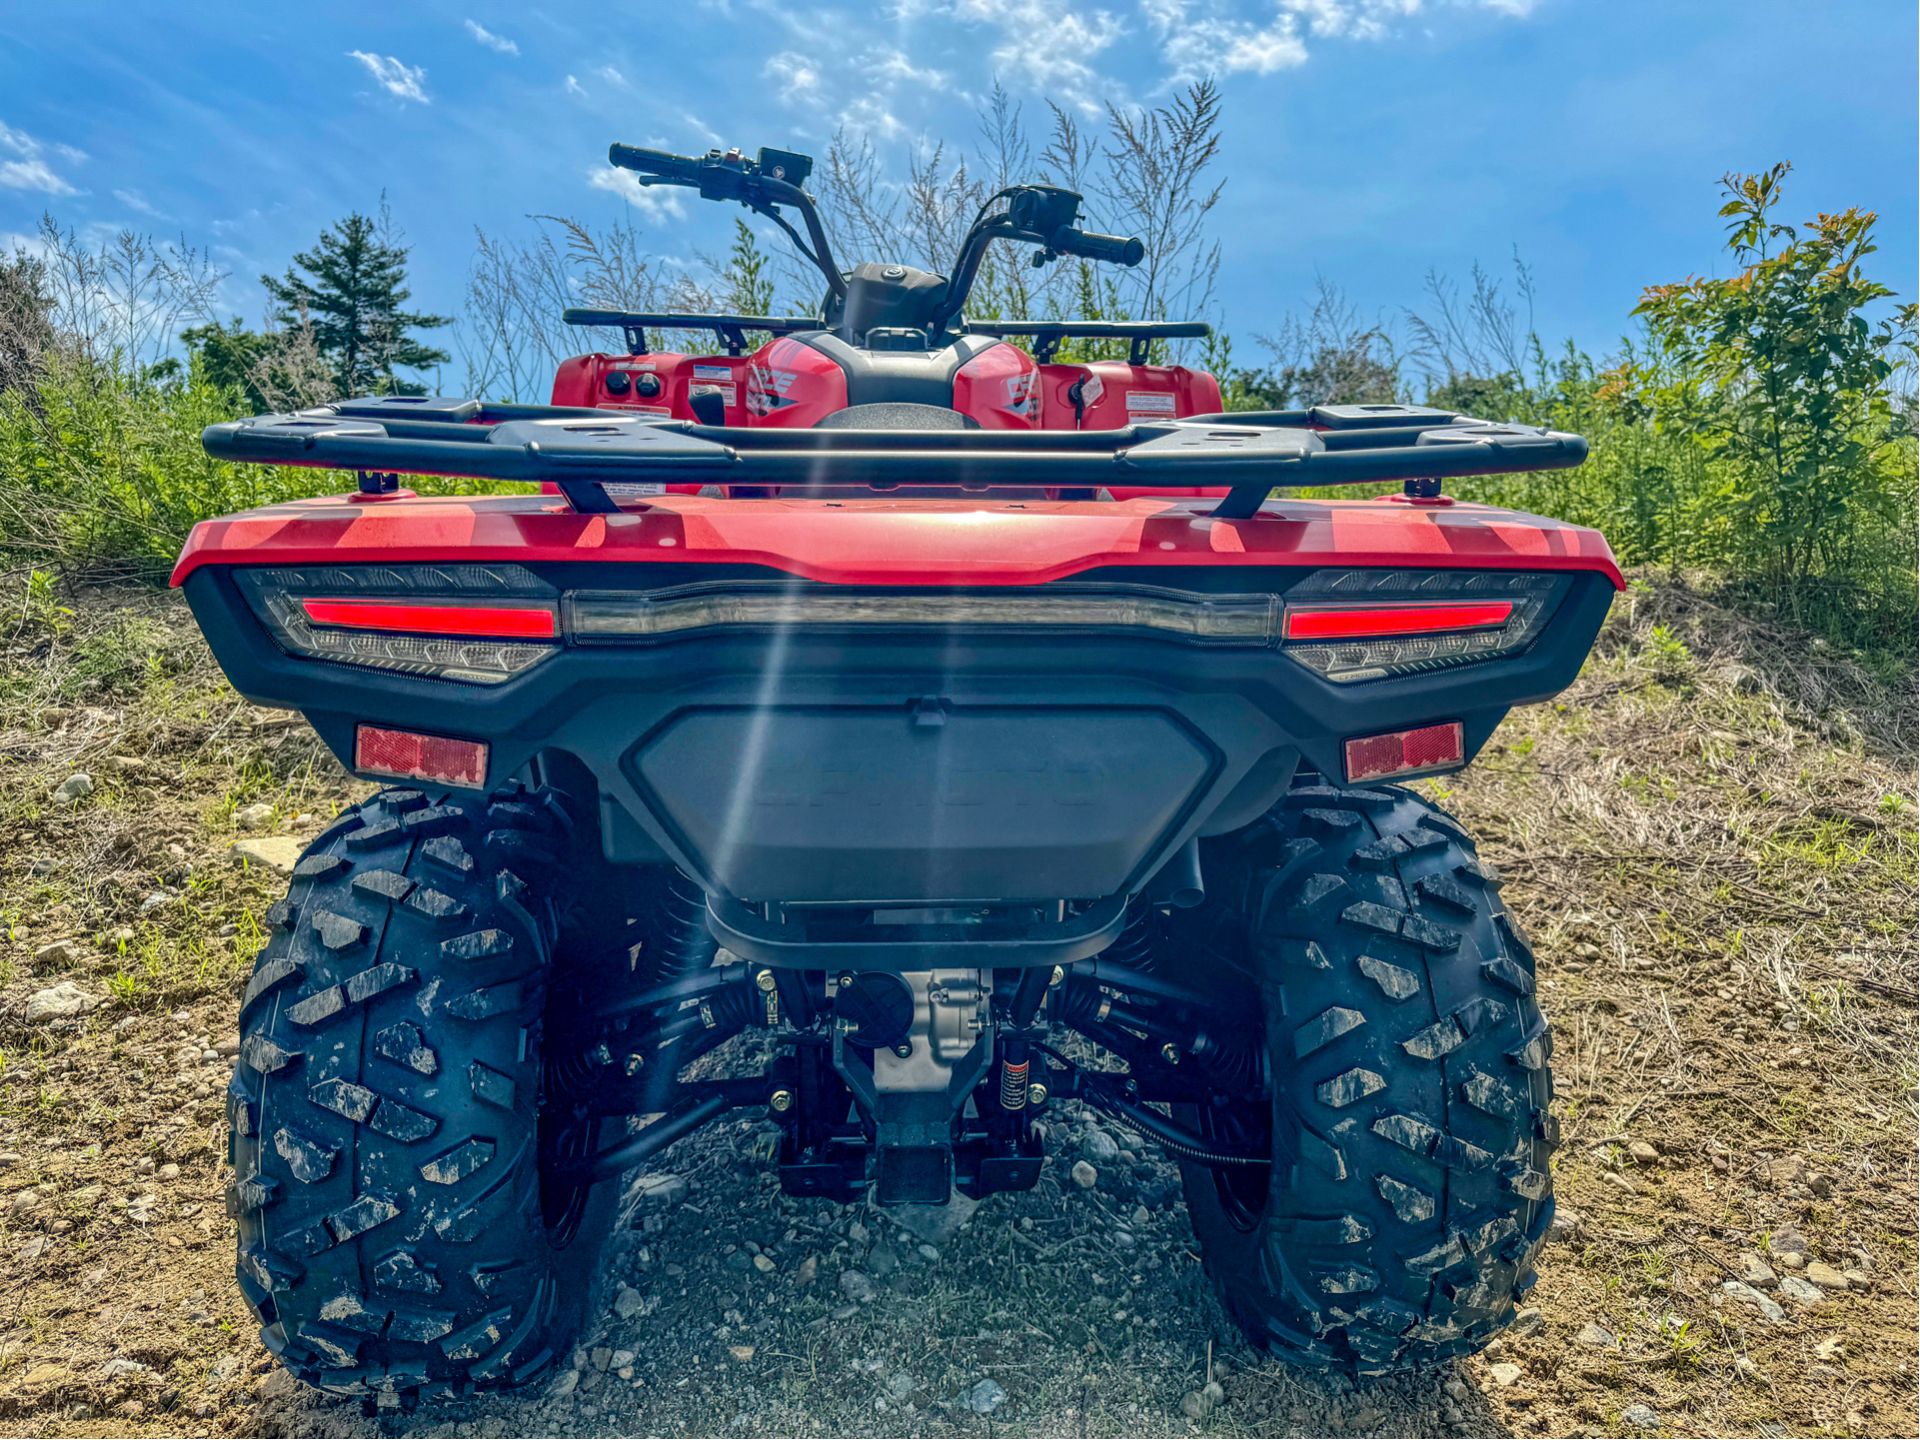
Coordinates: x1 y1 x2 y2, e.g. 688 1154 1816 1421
1103 900 1161 971
1000 1057 1030 1110
645 867 718 985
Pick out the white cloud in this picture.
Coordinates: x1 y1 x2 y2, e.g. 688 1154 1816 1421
112 187 163 217
348 51 431 104
763 51 822 99
464 19 519 55
0 120 82 196
588 164 687 222
1142 1 1533 82
564 74 589 98
866 46 949 91
1143 0 1307 79
949 0 1128 109
596 65 630 88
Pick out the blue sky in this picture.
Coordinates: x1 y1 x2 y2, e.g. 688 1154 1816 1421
1 0 1913 373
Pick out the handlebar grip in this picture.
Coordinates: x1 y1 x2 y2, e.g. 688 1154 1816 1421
607 143 702 182
1056 228 1146 267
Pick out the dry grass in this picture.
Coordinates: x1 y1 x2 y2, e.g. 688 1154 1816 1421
0 571 1912 1439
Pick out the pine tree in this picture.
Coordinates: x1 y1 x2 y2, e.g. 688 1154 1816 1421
262 205 451 395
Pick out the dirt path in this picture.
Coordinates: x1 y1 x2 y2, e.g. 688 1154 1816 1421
0 577 1913 1438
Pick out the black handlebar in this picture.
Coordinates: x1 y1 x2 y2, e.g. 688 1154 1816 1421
608 143 702 182
1053 228 1145 267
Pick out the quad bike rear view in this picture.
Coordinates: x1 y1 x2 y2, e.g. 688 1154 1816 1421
174 141 1620 1402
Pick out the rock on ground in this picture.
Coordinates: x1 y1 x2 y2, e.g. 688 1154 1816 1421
25 982 100 1024
229 835 305 875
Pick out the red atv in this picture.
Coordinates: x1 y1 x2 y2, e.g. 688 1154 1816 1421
175 142 1620 1400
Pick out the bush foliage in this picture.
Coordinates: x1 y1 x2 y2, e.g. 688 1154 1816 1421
0 121 1911 659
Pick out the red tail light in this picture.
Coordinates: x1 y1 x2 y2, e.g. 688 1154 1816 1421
1344 722 1465 782
302 598 557 639
1283 601 1513 641
355 725 489 788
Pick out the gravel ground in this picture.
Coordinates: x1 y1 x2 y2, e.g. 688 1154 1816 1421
241 1101 1483 1439
2 577 1914 1438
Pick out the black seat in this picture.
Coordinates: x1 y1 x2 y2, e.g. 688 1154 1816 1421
813 402 979 430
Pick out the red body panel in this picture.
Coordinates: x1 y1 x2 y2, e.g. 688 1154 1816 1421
552 351 756 425
745 337 848 427
1037 361 1223 431
951 342 1039 428
172 493 1625 590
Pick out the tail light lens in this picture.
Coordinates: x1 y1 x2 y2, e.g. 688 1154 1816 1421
568 583 1284 645
1281 569 1564 684
237 566 559 686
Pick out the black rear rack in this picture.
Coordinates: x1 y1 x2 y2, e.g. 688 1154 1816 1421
562 308 822 356
200 396 1588 519
964 319 1211 364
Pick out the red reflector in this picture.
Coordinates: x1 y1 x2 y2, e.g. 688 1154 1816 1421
1284 601 1513 641
303 598 557 640
1344 722 1466 783
355 725 489 788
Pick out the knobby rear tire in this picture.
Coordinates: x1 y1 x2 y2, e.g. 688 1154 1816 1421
226 783 618 1400
1179 782 1557 1373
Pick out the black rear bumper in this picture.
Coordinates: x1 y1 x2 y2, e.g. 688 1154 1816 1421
182 565 1613 909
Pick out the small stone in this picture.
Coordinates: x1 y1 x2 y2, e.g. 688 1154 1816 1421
235 802 276 831
101 1357 148 1381
158 1163 180 1181
1510 1307 1545 1337
794 1254 818 1285
1627 1140 1660 1165
140 892 171 913
1777 1275 1825 1304
1487 1362 1523 1387
848 1220 869 1245
967 1378 1007 1416
1181 1389 1209 1420
1083 1127 1120 1163
751 1253 775 1274
610 1349 635 1369
229 837 304 876
1777 1251 1806 1271
1202 1381 1225 1408
1719 1280 1787 1324
1621 1402 1660 1432
1804 1261 1847 1290
550 1369 581 1396
631 1172 689 1207
1842 1268 1872 1290
1736 1252 1777 1285
1070 1160 1098 1189
1602 1171 1637 1195
1574 1322 1615 1348
1548 1208 1585 1243
1814 1336 1845 1361
1131 1205 1151 1227
590 1347 612 1372
54 772 93 804
612 1286 644 1320
728 1345 756 1363
33 939 82 968
26 981 100 1024
839 1270 875 1303
1768 1227 1810 1258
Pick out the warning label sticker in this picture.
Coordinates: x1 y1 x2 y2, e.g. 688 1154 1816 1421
692 364 733 381
1124 390 1178 417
